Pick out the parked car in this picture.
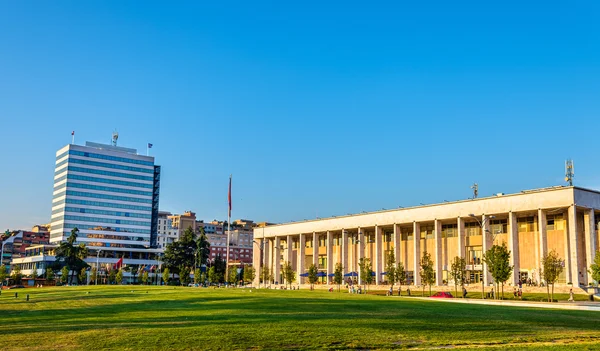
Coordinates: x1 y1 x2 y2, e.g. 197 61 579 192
431 291 453 298
7 285 26 289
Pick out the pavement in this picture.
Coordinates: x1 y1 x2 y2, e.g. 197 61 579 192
410 296 600 312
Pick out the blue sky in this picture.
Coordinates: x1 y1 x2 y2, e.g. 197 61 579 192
1 1 599 230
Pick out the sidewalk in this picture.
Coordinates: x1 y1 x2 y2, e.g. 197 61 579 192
410 296 600 312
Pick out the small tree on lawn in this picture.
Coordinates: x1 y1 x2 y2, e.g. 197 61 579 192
141 271 149 285
78 267 87 285
226 266 238 286
359 258 374 292
281 261 296 289
483 243 513 300
162 267 170 285
179 266 191 286
260 266 272 286
194 268 202 284
396 261 407 296
588 250 600 287
333 263 344 292
243 266 256 285
60 266 69 284
11 265 22 285
116 269 124 285
541 249 564 302
108 269 117 284
46 267 55 282
385 249 397 288
450 256 466 298
0 264 8 286
420 251 435 296
307 264 318 290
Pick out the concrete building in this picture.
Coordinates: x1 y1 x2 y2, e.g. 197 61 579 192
253 186 600 288
157 211 178 250
199 219 254 265
0 226 50 266
11 244 57 278
49 139 162 274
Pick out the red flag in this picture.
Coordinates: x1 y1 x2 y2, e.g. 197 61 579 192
114 257 123 269
228 175 232 218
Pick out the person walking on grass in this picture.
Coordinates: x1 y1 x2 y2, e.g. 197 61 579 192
568 289 574 302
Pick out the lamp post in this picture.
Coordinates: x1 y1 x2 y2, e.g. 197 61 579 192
468 214 496 299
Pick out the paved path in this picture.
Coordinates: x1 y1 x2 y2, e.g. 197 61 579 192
409 296 600 312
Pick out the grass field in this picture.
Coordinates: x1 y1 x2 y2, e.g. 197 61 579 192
1 286 599 351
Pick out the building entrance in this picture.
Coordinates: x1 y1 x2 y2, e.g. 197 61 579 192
467 271 483 284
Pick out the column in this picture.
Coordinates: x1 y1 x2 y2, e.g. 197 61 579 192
393 224 401 269
538 209 547 284
584 209 596 286
434 219 443 286
341 230 348 275
374 226 383 285
264 238 272 285
457 217 465 258
482 214 491 286
287 235 293 264
358 228 364 284
252 238 262 287
508 212 519 285
312 232 319 270
297 234 306 283
274 237 281 284
568 205 580 286
413 222 421 286
326 231 333 283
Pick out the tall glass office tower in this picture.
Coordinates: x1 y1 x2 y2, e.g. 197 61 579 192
50 140 161 270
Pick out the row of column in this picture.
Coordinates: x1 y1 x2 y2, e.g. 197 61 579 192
254 206 598 287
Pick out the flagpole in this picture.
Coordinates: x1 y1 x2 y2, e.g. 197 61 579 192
71 131 75 145
225 175 231 285
146 144 149 156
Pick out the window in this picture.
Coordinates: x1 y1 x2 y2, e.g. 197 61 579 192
421 225 434 239
517 217 536 232
547 214 564 231
490 219 507 234
465 222 480 236
442 224 457 238
401 228 413 240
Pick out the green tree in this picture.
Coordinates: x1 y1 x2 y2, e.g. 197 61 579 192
333 263 344 292
359 258 374 292
179 266 191 286
55 228 89 284
588 250 600 287
260 266 272 286
307 264 319 290
116 269 124 285
281 261 295 289
450 256 466 298
45 267 55 282
196 226 211 267
385 249 397 287
244 266 256 285
108 269 117 284
541 249 565 302
396 261 407 295
11 265 22 285
163 226 198 277
141 271 149 285
208 266 218 285
194 268 202 284
162 267 170 285
60 266 69 284
420 251 435 296
213 256 227 283
227 266 238 286
78 267 87 285
0 264 9 286
483 243 513 299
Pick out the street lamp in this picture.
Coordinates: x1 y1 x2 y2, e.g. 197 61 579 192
468 214 496 299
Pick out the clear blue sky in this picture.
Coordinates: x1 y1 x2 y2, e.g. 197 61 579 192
1 1 599 230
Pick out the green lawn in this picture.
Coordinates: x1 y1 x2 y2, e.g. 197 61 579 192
1 286 599 351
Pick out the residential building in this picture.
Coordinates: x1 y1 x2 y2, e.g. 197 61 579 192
253 186 600 288
156 211 178 250
0 226 50 266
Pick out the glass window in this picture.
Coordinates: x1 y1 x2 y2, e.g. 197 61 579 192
517 217 536 232
465 222 481 236
490 219 507 234
442 224 457 238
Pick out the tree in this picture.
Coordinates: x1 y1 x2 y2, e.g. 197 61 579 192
385 250 397 288
162 267 170 285
450 256 466 298
141 271 149 285
179 266 191 286
45 267 55 282
55 228 89 284
227 266 238 286
163 226 197 277
307 264 319 290
589 250 600 287
396 261 407 296
116 269 124 285
108 269 116 284
212 256 226 283
11 265 22 285
0 264 9 286
483 243 513 299
359 258 374 292
244 266 256 285
196 226 211 267
60 266 69 284
78 267 87 285
208 266 218 285
260 266 272 286
333 263 344 292
420 251 435 296
541 249 565 302
281 261 295 289
194 268 202 284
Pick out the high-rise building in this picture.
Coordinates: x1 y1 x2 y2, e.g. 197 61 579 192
50 140 162 272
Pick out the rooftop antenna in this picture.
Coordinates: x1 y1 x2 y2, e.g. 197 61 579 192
565 159 574 186
471 183 479 199
112 130 119 147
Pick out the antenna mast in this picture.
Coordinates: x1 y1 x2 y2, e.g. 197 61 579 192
112 131 119 147
470 183 479 199
565 160 574 186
